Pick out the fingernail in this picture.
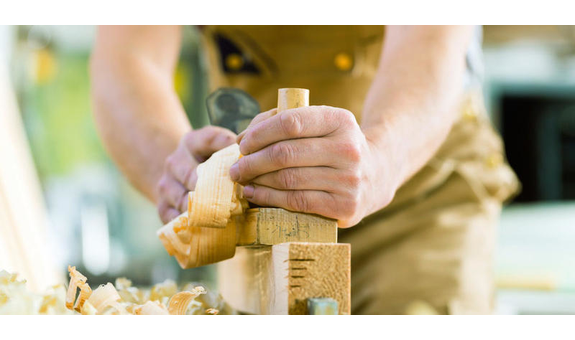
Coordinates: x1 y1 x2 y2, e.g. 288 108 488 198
243 185 254 198
230 163 239 181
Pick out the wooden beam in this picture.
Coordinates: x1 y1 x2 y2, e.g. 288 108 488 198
218 242 350 315
0 63 60 291
236 208 337 246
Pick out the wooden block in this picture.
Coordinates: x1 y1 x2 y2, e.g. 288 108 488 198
218 242 350 315
236 208 337 246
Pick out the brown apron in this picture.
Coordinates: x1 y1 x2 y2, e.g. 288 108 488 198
201 25 520 314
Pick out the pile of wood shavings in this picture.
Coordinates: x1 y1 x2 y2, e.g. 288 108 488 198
0 267 233 315
0 270 73 314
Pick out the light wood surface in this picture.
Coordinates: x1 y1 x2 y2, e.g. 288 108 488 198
218 242 350 315
277 88 309 113
237 208 337 246
0 64 60 291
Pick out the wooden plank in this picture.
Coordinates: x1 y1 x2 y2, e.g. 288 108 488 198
236 208 337 246
218 242 351 315
0 63 60 291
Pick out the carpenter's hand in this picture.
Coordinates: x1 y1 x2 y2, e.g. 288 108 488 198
231 106 396 228
157 126 236 223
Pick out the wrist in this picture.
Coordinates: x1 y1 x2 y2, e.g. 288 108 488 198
361 125 405 215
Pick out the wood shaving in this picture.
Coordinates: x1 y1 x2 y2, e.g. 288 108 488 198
0 267 235 315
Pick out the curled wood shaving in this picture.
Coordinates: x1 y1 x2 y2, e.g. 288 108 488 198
188 144 242 229
65 266 88 309
1 267 229 315
1 270 73 315
157 144 247 268
206 308 219 315
73 281 92 312
135 301 169 315
87 283 121 314
168 291 201 315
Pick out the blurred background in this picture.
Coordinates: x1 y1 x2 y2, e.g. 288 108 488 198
1 25 574 314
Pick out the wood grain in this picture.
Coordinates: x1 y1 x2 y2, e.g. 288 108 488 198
237 208 337 246
277 88 309 113
218 242 350 315
157 212 238 269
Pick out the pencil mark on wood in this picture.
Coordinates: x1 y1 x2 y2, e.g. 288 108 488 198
289 258 315 262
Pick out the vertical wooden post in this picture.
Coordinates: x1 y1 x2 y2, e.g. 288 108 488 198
0 64 60 291
277 88 309 113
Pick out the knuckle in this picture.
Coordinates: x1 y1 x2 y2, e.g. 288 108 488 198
157 176 170 195
277 169 298 190
325 106 353 123
343 169 362 187
270 142 296 167
335 191 361 221
182 131 197 149
337 108 357 125
165 155 177 172
341 141 362 162
280 111 304 137
287 190 309 212
339 198 360 221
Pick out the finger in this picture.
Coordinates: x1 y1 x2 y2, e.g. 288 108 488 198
230 138 348 184
158 201 182 224
157 175 189 212
239 106 355 155
184 126 237 162
237 108 277 144
251 167 342 191
243 184 336 218
165 148 198 190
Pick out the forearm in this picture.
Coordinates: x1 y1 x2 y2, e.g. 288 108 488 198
91 26 190 202
361 25 473 211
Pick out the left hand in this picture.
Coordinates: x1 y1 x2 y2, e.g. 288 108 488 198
230 106 397 228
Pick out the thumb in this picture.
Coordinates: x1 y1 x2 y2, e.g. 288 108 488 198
185 126 237 162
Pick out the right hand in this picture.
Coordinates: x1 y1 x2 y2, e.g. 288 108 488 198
156 126 237 223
